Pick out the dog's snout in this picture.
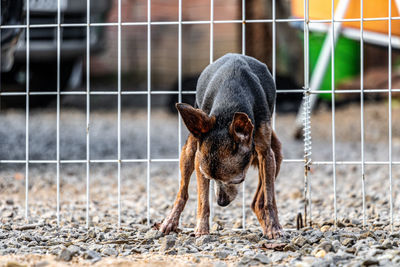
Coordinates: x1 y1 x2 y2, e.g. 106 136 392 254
217 196 230 207
215 180 239 207
216 188 231 207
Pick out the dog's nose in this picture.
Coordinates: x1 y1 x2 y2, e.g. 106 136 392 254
217 196 230 207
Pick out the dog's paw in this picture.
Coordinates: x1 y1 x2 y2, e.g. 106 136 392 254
194 224 209 237
194 229 210 237
159 216 179 235
263 223 283 239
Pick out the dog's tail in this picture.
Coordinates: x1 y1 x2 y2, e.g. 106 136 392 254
271 130 283 179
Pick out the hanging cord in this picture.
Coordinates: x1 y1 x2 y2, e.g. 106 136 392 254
303 88 312 227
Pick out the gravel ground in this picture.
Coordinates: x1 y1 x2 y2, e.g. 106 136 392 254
1 102 400 266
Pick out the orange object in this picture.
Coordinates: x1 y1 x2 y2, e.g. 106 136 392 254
291 0 400 37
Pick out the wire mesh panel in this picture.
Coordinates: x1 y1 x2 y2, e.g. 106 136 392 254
0 0 399 231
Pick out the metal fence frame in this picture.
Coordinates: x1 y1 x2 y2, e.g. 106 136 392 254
0 0 399 230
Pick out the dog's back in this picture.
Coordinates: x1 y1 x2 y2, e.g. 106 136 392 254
196 53 276 128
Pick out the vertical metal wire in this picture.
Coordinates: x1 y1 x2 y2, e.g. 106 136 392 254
303 91 312 226
0 1 1 96
302 0 312 224
331 0 338 226
178 0 182 163
56 0 61 226
86 0 91 228
360 0 366 228
209 0 214 227
177 0 182 139
117 0 122 228
388 0 393 232
177 0 183 229
241 0 246 230
0 4 1 98
25 0 30 220
209 0 213 67
146 0 152 226
303 0 312 227
271 0 276 130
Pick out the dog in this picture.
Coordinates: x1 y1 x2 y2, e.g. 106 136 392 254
159 53 283 238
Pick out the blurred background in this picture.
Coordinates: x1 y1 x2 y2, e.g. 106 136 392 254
2 0 398 112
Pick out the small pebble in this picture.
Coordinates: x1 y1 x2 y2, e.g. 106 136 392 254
102 247 118 256
320 225 330 232
292 236 308 247
160 235 176 252
58 248 73 262
253 253 270 264
315 250 326 258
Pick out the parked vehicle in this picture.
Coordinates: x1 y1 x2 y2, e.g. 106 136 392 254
2 0 111 108
1 0 24 72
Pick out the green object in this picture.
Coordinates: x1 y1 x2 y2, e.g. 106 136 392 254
306 32 360 100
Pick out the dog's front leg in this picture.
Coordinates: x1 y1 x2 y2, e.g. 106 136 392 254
160 135 197 234
256 147 282 239
194 155 210 237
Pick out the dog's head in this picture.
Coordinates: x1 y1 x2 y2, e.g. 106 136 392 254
176 103 254 207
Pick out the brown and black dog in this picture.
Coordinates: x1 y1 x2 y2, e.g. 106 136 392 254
160 53 283 238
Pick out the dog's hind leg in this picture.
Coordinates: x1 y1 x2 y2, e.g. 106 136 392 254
160 134 197 234
251 171 267 230
252 124 282 239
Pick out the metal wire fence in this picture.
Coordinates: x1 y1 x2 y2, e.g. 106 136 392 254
0 0 398 230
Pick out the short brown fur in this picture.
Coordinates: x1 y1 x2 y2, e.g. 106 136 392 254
250 122 282 238
160 116 283 238
159 54 282 238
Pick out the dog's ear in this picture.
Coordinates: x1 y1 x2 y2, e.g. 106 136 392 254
176 103 215 137
229 112 254 144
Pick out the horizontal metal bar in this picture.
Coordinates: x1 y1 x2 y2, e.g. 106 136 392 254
2 159 399 165
0 91 198 96
151 21 181 25
246 18 304 23
282 159 304 163
279 89 400 94
0 160 57 164
1 89 399 97
309 17 400 23
312 161 400 165
276 89 304 93
1 16 400 29
309 89 400 94
0 159 161 164
150 90 196 94
308 16 400 22
149 158 176 162
62 23 87 27
215 19 244 23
